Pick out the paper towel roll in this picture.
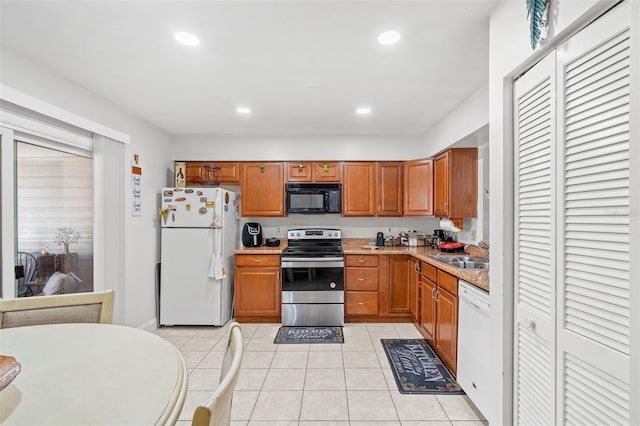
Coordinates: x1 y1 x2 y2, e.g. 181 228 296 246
440 218 461 233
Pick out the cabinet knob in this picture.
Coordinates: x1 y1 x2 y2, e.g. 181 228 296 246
358 278 365 281
358 302 364 305
254 259 263 262
357 259 365 263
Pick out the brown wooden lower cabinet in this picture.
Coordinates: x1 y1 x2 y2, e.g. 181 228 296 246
345 254 412 322
346 291 378 315
345 255 379 318
234 254 281 321
417 262 458 374
387 255 410 314
409 258 420 322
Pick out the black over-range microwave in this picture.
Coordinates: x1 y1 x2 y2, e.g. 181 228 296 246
285 183 342 214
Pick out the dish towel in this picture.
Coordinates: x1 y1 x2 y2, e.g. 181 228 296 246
209 253 225 280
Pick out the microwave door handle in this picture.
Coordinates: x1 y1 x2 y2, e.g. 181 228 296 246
324 192 330 212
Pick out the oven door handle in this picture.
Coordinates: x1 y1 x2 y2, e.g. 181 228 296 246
281 259 344 268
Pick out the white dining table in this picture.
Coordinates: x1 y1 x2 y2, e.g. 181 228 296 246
0 323 187 425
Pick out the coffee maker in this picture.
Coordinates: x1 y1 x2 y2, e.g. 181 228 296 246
242 223 263 247
433 229 445 248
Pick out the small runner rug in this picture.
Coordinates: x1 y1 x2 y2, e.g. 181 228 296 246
274 326 344 344
381 338 464 394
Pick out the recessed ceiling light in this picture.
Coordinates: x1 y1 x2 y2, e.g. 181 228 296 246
377 30 401 45
236 107 252 115
174 32 200 47
356 107 372 115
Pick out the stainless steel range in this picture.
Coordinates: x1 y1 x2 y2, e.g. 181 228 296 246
281 228 344 326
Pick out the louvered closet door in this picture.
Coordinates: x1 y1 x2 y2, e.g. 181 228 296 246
556 3 631 425
513 52 556 426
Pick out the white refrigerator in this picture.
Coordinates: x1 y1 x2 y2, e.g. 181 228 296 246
160 187 239 326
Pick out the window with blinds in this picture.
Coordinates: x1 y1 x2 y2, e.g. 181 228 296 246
16 141 94 292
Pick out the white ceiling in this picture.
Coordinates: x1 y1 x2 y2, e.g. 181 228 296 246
0 1 498 136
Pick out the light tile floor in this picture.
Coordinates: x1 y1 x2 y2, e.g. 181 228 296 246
155 322 487 426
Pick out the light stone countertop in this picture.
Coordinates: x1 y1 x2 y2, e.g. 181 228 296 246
233 238 489 292
342 239 489 292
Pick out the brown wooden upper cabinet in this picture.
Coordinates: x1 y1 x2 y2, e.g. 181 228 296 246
240 162 285 217
433 148 478 218
376 162 403 216
185 161 240 185
403 159 433 216
342 162 375 216
343 162 403 217
286 161 341 182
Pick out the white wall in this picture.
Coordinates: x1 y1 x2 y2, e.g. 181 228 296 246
488 1 620 424
172 135 425 161
0 47 173 329
422 83 488 157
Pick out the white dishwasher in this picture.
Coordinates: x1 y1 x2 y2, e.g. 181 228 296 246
457 280 490 418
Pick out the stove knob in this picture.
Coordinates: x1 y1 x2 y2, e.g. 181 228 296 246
329 282 337 289
296 232 301 237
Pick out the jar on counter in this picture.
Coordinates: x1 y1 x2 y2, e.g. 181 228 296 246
408 230 418 247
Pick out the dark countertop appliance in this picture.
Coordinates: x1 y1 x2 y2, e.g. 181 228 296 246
242 222 263 247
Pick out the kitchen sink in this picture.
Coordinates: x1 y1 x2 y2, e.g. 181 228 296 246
428 255 490 270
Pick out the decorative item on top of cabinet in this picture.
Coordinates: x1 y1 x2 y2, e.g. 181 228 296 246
234 254 281 322
433 148 477 218
286 162 342 182
404 158 433 216
240 162 285 217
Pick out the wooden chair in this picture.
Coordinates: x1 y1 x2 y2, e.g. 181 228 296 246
0 290 115 329
192 322 243 426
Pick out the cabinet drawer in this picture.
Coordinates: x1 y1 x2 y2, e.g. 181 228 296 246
346 292 379 315
420 262 436 282
437 270 458 295
346 255 379 267
346 267 379 291
235 255 281 267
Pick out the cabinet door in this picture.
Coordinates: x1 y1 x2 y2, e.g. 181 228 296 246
234 267 281 316
387 255 410 314
185 162 203 184
342 162 375 216
202 162 240 183
433 154 449 217
240 162 285 216
313 162 341 182
433 149 477 218
404 159 433 215
435 288 458 374
420 278 436 344
409 259 420 321
286 162 313 182
376 162 403 216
